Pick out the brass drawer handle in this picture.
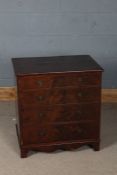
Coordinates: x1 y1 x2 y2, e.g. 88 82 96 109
37 96 44 101
77 92 82 97
76 111 82 119
37 80 43 87
38 131 46 137
78 127 84 134
78 77 83 82
77 111 82 115
39 112 44 117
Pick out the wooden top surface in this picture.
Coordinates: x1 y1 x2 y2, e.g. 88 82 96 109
12 55 103 76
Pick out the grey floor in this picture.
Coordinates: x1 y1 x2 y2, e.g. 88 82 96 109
0 102 117 175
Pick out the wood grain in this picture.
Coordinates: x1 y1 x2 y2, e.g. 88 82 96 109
0 87 16 101
102 89 117 103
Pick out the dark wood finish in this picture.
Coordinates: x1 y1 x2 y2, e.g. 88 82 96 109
22 122 99 144
18 87 101 106
12 55 103 158
12 55 103 75
21 103 100 124
17 72 101 90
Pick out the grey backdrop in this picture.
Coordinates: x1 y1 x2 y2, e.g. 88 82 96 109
0 0 117 88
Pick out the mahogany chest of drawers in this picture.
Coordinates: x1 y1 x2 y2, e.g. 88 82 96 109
12 55 103 158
